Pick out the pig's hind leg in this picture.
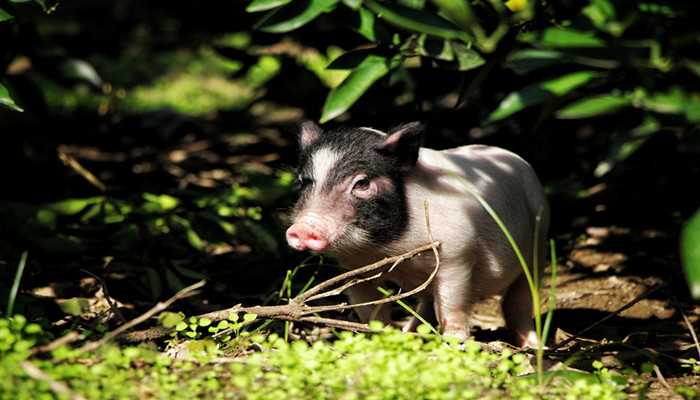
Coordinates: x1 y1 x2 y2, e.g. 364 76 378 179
501 274 538 348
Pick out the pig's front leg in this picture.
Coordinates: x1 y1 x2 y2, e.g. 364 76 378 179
345 281 392 325
432 263 472 341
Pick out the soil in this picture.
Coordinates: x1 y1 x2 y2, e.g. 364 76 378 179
2 108 699 399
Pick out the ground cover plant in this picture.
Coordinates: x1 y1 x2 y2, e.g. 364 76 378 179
1 0 700 398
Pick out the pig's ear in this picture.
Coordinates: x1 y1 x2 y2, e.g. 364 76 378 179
298 121 323 150
375 122 424 168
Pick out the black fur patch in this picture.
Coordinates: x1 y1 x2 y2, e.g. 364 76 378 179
296 127 415 244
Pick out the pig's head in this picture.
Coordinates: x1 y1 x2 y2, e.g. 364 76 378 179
286 121 424 256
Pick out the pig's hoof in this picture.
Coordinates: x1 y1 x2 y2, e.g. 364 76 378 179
441 328 469 343
518 331 543 349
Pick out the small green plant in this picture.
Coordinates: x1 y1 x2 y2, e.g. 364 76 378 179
680 357 700 374
160 311 259 342
5 251 28 318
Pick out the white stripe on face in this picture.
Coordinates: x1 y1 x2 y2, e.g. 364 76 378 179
310 147 341 189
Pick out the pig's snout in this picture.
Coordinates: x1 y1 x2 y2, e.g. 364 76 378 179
286 222 330 252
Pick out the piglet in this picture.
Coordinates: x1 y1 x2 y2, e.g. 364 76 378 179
286 121 550 347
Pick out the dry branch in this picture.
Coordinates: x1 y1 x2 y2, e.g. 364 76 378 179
75 280 205 354
95 205 441 344
119 241 440 343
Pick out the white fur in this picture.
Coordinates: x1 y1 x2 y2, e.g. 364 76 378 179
310 147 341 190
359 127 387 136
340 144 550 346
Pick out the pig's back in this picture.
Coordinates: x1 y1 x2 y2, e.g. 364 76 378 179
397 145 549 295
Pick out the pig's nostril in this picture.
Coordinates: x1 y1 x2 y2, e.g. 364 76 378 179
286 224 329 252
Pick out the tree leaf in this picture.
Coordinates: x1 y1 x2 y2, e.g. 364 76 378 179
488 71 599 122
538 28 605 48
10 0 45 8
255 0 339 33
0 7 14 21
430 0 475 31
320 54 389 123
364 0 471 43
508 49 565 75
356 7 377 40
682 208 700 299
450 41 485 71
0 82 23 112
327 48 383 70
246 0 292 13
639 87 687 115
342 0 362 10
556 94 630 119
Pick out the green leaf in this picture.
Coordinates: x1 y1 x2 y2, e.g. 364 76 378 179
158 312 185 328
508 49 564 75
583 0 623 36
186 228 204 250
364 0 471 43
556 94 631 119
639 87 687 114
488 71 599 121
342 0 361 10
682 208 700 299
0 82 23 112
538 28 605 48
47 197 102 215
320 54 390 123
327 48 382 70
243 313 258 323
142 193 179 212
58 298 91 316
430 0 475 31
685 98 700 123
246 0 292 12
0 7 14 21
255 0 339 33
450 41 485 71
355 7 378 41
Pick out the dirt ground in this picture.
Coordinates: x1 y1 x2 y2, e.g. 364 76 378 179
4 112 699 399
471 223 700 399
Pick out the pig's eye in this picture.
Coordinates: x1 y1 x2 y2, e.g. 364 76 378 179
352 177 371 192
297 175 313 189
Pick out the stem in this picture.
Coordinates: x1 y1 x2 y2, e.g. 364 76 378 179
7 251 28 317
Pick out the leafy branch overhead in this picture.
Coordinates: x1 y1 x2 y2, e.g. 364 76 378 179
247 0 700 128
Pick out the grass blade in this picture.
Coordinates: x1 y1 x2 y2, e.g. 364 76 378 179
7 251 28 317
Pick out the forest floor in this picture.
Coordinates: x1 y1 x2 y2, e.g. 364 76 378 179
2 108 699 399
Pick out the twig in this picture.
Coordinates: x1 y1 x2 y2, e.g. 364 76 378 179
305 273 383 302
20 361 87 400
554 284 664 349
76 280 205 354
297 242 439 302
58 150 106 192
674 299 700 360
30 331 84 356
121 205 441 342
122 241 440 342
652 364 681 399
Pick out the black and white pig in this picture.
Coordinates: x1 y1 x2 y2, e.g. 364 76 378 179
285 121 550 347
